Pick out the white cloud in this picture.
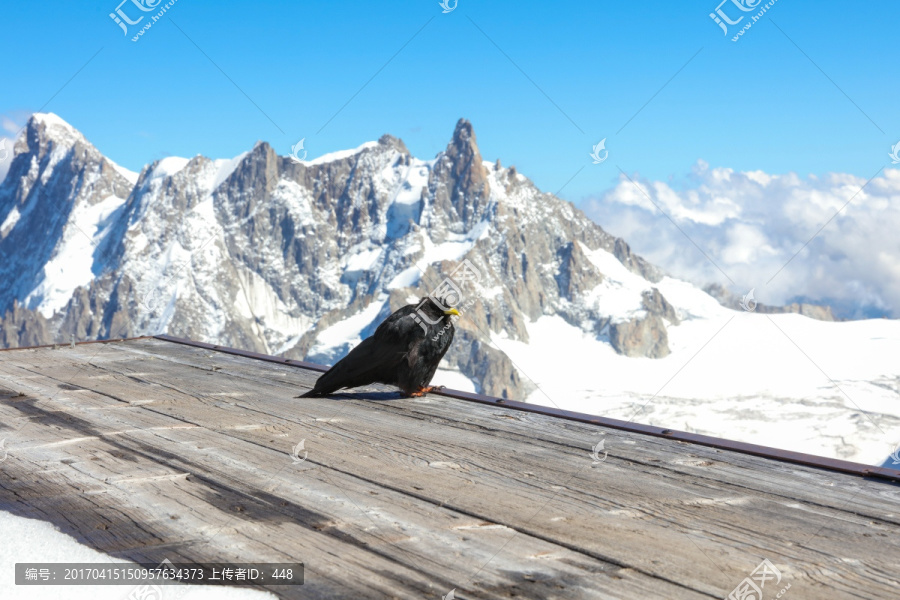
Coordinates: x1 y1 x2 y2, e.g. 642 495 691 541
0 137 13 185
0 113 29 185
1 117 17 135
582 162 900 318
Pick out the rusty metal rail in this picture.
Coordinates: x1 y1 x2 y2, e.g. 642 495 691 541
0 335 156 352
151 334 900 484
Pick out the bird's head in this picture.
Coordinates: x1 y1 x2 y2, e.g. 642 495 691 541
419 296 460 321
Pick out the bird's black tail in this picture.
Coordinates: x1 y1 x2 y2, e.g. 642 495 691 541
297 368 345 398
295 336 383 398
298 383 343 397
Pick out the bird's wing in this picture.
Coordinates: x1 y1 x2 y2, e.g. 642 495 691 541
419 322 456 387
372 304 430 368
372 304 420 339
305 305 425 395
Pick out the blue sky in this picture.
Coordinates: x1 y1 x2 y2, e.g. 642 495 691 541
2 0 898 204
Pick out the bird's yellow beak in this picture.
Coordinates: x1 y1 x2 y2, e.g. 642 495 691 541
444 308 460 316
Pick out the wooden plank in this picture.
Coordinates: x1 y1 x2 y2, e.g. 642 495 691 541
0 339 898 600
127 338 900 524
132 340 900 513
96 342 900 599
0 342 708 599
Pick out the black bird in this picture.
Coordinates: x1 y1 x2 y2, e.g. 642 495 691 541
299 298 459 398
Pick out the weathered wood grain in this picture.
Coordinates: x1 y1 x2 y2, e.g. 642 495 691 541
0 339 897 599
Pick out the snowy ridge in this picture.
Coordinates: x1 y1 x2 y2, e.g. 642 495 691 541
24 194 127 317
305 141 380 165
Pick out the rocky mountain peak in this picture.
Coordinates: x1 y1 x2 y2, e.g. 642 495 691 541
12 113 79 164
0 114 135 321
446 118 479 160
431 118 490 228
26 112 83 142
10 113 135 196
377 133 409 155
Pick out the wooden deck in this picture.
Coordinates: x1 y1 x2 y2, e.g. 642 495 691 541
0 337 898 599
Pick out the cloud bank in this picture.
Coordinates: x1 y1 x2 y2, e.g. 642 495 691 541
0 114 27 186
582 161 900 318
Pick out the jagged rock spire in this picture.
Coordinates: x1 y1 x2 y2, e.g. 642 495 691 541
431 119 490 228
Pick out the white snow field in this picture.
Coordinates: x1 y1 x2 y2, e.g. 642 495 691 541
490 255 900 466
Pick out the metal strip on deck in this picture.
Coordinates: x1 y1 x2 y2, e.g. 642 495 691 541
153 334 900 484
0 335 156 352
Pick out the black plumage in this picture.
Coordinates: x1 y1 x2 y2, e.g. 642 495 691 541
299 298 459 398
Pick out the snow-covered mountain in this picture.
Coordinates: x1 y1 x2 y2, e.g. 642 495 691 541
1 113 898 465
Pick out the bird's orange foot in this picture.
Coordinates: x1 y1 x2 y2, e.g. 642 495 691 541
408 385 444 397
